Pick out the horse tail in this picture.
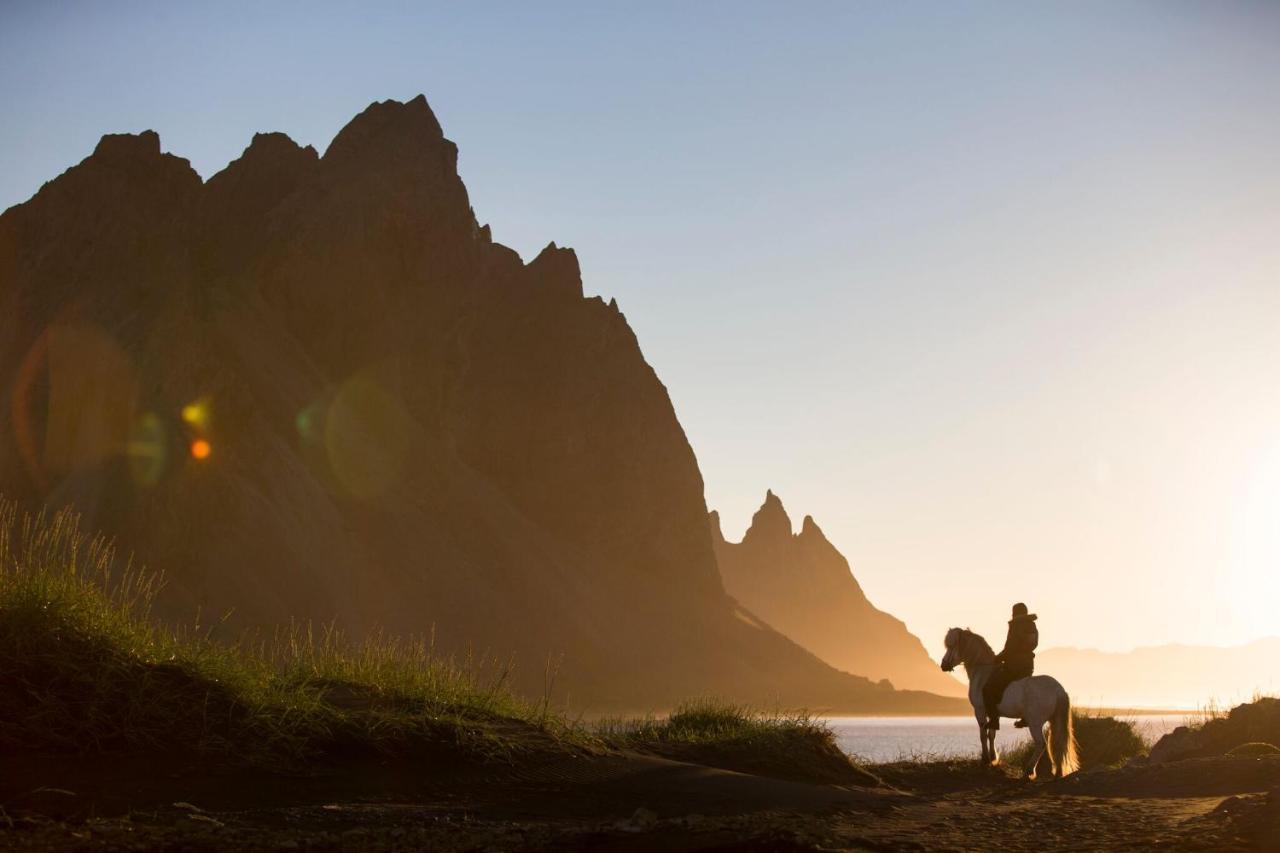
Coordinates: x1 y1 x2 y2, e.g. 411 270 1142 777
1048 688 1080 777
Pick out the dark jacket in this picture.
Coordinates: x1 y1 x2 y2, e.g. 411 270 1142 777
995 614 1038 670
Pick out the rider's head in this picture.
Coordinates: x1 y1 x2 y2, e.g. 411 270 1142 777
1011 602 1028 618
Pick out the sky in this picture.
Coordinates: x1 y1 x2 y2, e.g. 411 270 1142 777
2 1 1278 655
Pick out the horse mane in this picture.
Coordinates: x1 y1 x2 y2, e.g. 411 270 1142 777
958 627 995 664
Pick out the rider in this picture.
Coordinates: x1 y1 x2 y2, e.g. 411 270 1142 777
983 602 1038 731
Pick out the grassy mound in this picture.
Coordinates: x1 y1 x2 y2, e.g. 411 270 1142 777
1073 714 1148 768
1005 713 1146 771
1193 698 1280 755
0 500 579 768
598 698 881 786
1148 698 1280 764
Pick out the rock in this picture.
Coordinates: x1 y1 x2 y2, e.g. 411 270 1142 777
619 807 658 832
1148 726 1207 764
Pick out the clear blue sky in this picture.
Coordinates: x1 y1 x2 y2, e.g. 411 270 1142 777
3 1 1278 653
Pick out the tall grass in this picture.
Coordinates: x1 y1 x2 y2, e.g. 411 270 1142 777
0 499 579 767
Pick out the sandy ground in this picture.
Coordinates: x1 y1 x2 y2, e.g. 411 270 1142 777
1 752 1277 851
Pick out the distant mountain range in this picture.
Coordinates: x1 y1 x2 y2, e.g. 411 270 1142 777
0 96 964 714
712 492 965 697
1037 638 1280 710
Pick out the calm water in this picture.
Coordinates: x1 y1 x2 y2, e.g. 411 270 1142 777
825 715 1188 764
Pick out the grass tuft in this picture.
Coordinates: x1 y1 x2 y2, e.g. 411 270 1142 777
597 697 881 786
1004 712 1146 771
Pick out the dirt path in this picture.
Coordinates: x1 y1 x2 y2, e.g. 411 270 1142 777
2 754 1277 851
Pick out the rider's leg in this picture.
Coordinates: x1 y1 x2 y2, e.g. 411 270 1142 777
983 668 1008 731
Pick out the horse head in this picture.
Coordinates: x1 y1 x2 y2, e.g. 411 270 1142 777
941 626 990 671
940 627 963 672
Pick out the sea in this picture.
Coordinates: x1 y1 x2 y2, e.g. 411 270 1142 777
824 714 1190 764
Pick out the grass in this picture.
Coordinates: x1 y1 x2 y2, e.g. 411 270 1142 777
597 698 882 786
0 499 585 769
0 499 874 787
1004 713 1146 771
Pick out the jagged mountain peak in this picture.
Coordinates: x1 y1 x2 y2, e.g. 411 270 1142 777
243 131 318 163
799 514 826 542
743 490 793 543
322 94 449 172
80 129 199 191
526 242 583 299
206 132 318 193
92 129 162 162
708 510 725 544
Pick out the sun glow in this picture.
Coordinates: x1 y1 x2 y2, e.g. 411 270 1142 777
1229 444 1280 637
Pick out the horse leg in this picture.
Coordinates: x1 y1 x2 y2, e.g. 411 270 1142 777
975 716 989 765
1024 721 1047 781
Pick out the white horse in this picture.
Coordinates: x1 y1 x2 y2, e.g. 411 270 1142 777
940 627 1079 778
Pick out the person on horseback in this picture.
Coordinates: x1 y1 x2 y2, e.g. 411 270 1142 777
983 602 1038 730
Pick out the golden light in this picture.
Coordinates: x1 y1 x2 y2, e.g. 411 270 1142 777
190 438 212 460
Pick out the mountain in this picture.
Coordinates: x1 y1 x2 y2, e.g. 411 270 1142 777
0 96 962 713
1037 638 1280 710
712 492 965 697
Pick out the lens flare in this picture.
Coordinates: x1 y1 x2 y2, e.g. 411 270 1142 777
190 438 212 460
181 398 211 430
295 403 320 443
42 324 139 475
324 374 410 500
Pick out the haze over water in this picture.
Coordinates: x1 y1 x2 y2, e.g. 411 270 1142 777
828 715 1185 765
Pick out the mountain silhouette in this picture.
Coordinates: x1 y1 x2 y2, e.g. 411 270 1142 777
712 492 965 696
0 96 961 713
1037 638 1280 710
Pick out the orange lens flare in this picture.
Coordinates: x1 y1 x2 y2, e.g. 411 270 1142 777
190 439 212 460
